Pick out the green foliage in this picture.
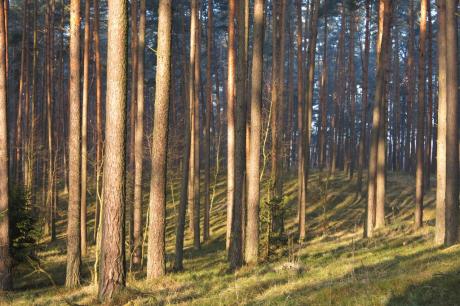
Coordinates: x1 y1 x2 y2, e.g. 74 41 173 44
9 185 40 262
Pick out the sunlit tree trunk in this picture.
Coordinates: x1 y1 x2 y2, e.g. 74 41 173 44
0 0 12 290
226 0 236 251
435 0 458 246
245 0 264 265
414 0 427 229
366 0 392 237
98 0 128 299
147 0 172 279
66 0 82 288
203 0 213 243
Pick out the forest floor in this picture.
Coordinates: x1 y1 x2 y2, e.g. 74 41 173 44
2 171 460 305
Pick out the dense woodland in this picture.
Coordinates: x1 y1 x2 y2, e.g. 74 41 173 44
0 0 459 304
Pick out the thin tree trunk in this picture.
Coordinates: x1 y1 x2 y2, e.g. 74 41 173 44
228 0 247 270
132 0 145 267
80 0 90 257
93 0 103 243
414 0 427 229
226 0 236 251
98 0 128 299
173 56 192 272
128 0 138 257
348 8 356 180
296 0 306 242
66 0 82 288
318 2 327 171
203 0 213 243
0 0 12 289
357 0 370 195
424 1 433 189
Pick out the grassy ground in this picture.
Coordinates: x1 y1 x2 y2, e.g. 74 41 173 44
2 171 460 305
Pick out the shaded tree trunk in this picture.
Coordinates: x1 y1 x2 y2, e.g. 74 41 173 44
80 0 90 256
357 0 370 195
132 0 145 267
414 0 427 229
296 0 306 242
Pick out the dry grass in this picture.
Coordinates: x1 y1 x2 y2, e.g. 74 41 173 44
2 171 460 305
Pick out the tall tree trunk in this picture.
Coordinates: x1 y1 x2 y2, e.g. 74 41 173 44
357 0 370 195
226 0 236 251
245 0 264 265
318 2 327 171
98 0 128 299
414 0 427 229
128 0 138 258
296 0 306 242
15 0 28 185
348 8 356 180
80 0 90 257
146 0 172 279
435 0 458 246
93 0 103 243
203 0 213 243
424 0 433 188
0 0 11 290
173 46 192 272
132 0 145 267
66 0 82 288
405 0 415 172
229 0 247 270
366 0 392 237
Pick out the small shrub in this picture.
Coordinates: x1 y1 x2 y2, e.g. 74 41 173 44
8 185 40 263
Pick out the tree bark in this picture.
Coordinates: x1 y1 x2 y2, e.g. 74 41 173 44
366 0 392 237
0 0 12 290
132 0 145 267
226 0 236 251
147 0 172 279
435 0 458 246
357 0 370 195
203 0 213 243
98 0 128 299
245 0 264 265
414 0 427 229
93 0 103 243
80 0 91 256
296 0 306 242
65 0 81 288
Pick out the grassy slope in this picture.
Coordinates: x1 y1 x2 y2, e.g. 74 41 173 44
2 171 460 305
